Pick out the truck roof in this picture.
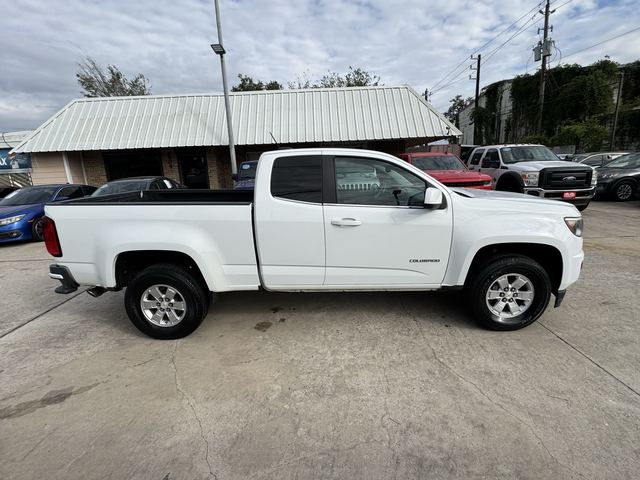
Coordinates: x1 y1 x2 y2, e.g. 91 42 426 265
473 144 544 149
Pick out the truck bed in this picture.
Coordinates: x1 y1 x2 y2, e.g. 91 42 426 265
44 189 260 292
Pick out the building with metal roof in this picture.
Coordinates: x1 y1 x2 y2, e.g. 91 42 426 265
12 86 461 188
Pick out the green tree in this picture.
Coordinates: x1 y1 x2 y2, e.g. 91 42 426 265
552 122 608 152
231 74 283 92
444 95 472 125
76 56 150 97
288 66 382 89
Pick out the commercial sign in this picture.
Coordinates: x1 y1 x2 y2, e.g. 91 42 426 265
0 148 32 172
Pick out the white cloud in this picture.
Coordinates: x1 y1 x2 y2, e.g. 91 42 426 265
1 0 639 131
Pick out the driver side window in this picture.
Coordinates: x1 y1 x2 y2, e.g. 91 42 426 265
334 157 426 207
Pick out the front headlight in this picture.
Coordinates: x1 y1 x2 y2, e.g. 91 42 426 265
520 172 539 187
564 217 583 237
591 171 598 186
0 214 26 226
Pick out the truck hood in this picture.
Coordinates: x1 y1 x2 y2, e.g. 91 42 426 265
425 169 491 183
450 187 579 213
510 160 591 172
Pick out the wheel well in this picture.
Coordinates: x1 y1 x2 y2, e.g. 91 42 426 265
115 250 209 291
466 243 563 293
496 173 524 193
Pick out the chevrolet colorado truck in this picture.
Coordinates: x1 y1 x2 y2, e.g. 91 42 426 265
466 144 596 210
43 148 584 339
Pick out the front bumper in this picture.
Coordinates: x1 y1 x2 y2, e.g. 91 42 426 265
524 186 595 206
49 264 79 294
0 219 32 243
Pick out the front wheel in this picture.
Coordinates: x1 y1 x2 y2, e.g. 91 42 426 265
466 255 551 331
31 217 44 241
612 180 635 201
124 263 210 339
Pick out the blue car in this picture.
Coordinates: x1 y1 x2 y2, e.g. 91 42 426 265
0 184 96 243
233 161 257 190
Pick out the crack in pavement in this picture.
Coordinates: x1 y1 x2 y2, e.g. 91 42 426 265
170 341 217 480
403 302 587 480
539 321 640 399
0 288 87 339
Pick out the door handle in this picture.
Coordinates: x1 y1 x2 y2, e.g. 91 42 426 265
331 218 362 227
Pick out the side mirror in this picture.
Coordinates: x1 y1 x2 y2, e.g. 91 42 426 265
232 173 238 181
424 187 443 209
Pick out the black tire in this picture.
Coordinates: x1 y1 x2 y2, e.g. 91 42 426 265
124 263 210 339
31 217 44 241
466 255 551 331
612 180 635 202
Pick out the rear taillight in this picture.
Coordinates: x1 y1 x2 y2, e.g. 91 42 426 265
42 216 62 257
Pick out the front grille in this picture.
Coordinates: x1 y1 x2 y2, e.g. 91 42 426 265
447 181 488 187
540 168 591 190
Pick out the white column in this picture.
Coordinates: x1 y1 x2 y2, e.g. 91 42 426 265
80 152 88 184
62 152 73 183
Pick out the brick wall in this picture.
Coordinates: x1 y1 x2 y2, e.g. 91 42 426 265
82 151 107 186
161 149 181 183
206 147 233 189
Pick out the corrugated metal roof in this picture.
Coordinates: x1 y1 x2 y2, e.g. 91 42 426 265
12 86 461 153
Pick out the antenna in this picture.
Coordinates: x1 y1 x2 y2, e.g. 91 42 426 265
269 131 279 147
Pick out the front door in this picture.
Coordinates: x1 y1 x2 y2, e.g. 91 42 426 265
323 155 452 287
178 151 209 189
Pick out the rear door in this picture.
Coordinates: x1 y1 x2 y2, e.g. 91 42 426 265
254 155 326 288
322 155 452 287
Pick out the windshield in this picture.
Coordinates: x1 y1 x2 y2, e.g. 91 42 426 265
92 180 151 196
238 162 257 180
412 155 464 171
571 154 588 162
500 146 559 164
0 186 58 206
605 154 640 169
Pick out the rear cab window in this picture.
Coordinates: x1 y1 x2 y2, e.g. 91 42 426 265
270 156 323 203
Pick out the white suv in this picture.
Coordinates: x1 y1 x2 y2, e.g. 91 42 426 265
467 144 596 211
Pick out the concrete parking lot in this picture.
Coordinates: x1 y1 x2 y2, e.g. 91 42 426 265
1 200 639 480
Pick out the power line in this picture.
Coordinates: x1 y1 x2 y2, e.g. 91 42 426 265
432 13 542 95
561 25 640 61
428 1 543 92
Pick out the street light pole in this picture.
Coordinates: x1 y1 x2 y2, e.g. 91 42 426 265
212 0 237 176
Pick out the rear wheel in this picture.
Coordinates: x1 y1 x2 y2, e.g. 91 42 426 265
124 263 210 339
612 180 635 201
466 255 551 331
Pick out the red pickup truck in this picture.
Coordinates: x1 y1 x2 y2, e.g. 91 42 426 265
398 152 492 190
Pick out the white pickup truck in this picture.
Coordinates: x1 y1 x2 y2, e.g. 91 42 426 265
43 148 584 339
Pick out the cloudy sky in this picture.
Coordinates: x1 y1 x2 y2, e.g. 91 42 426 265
1 0 639 132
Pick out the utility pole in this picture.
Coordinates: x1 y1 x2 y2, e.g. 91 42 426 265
211 0 237 176
536 0 555 135
470 54 481 144
610 70 624 149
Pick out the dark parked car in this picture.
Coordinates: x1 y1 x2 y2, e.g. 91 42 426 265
0 186 19 198
595 153 640 201
0 184 96 243
92 176 184 197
